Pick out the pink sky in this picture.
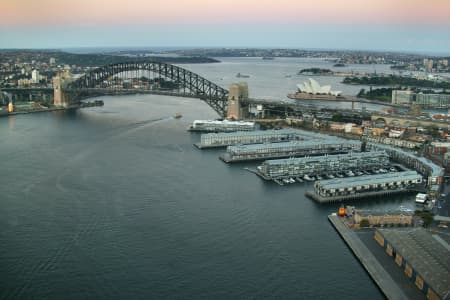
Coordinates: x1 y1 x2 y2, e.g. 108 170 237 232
1 0 450 26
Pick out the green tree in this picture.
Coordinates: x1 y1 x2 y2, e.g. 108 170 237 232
331 113 343 122
359 219 370 228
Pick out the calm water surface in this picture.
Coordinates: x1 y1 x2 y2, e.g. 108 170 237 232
1 58 415 299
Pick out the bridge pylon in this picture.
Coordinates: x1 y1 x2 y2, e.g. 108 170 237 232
227 82 249 120
53 71 74 107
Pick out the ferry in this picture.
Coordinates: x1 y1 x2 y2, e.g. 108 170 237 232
236 73 250 78
189 119 256 132
174 113 182 119
304 174 315 181
415 193 428 204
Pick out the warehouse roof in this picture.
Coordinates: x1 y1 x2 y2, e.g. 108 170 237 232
378 228 450 300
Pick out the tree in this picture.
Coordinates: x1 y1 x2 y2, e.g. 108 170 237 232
331 113 343 122
359 219 370 228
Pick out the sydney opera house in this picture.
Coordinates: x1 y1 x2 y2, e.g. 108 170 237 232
297 78 342 96
288 78 345 101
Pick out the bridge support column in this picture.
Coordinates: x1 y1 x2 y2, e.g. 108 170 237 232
227 82 249 120
53 72 74 107
53 76 69 107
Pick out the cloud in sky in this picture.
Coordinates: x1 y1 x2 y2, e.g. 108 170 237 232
1 0 449 52
2 0 450 26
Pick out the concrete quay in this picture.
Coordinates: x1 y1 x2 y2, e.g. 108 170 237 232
328 215 409 300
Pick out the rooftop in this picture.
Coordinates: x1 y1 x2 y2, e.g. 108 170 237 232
202 129 307 139
228 139 360 153
378 228 450 300
262 150 386 166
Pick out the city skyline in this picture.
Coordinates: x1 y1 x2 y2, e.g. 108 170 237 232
1 0 450 54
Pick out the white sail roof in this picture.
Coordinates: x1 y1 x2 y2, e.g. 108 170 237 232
297 78 341 96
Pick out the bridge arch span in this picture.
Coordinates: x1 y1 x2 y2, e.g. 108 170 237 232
65 61 229 117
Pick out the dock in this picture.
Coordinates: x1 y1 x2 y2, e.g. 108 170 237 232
306 189 416 203
328 215 409 300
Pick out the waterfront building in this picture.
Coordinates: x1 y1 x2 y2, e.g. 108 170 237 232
222 139 361 163
189 120 256 132
374 228 450 300
391 90 414 105
391 90 450 108
313 171 422 199
31 70 40 83
363 136 421 150
198 129 306 148
256 150 384 179
367 143 444 186
415 93 450 108
353 210 413 226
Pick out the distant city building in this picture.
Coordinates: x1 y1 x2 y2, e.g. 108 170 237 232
391 90 414 105
391 90 450 108
17 78 34 86
31 70 40 83
49 57 56 65
416 93 450 108
423 58 433 72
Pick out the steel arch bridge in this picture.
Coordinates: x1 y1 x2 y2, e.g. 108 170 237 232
64 61 229 116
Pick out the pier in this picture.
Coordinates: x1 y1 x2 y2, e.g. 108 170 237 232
328 215 409 300
306 189 416 204
219 139 361 163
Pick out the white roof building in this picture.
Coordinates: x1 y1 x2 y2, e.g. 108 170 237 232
297 78 342 96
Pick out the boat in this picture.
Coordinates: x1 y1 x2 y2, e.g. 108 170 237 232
415 193 428 204
288 178 295 183
282 178 291 184
262 56 274 60
236 73 250 78
304 174 316 181
174 113 182 119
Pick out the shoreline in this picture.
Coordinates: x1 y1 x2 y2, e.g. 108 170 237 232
0 101 104 118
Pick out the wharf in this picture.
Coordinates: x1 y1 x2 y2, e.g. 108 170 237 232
328 215 409 300
193 143 220 149
306 189 416 204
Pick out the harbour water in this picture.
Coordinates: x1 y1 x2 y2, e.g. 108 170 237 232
1 58 416 299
